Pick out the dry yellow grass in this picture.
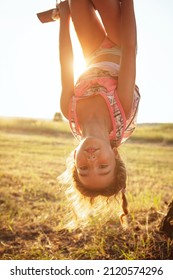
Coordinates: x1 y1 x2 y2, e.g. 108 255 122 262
0 118 172 259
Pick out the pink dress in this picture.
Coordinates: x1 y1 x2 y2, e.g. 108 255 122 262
68 37 140 147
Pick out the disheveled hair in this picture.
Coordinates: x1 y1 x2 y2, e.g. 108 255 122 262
58 146 128 228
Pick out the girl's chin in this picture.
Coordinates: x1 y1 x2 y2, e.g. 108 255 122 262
81 137 100 147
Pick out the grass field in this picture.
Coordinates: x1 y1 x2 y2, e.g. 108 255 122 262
0 117 173 260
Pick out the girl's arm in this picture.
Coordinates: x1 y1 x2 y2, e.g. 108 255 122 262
59 2 74 119
117 0 137 119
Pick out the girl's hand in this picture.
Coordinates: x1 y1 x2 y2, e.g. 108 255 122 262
52 8 60 21
52 1 70 21
58 0 70 18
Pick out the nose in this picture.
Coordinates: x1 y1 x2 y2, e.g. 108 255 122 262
87 153 96 161
84 148 99 161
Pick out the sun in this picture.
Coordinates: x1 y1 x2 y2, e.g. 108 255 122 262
73 54 85 81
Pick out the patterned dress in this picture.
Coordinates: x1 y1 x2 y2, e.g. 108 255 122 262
68 61 140 147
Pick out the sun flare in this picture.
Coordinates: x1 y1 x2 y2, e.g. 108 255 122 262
73 55 85 81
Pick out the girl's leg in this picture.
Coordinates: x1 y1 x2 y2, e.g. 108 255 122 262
68 0 106 58
91 0 121 47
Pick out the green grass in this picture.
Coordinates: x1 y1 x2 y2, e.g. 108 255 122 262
0 117 172 260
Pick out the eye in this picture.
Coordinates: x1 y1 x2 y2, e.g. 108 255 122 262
79 166 88 171
99 164 108 169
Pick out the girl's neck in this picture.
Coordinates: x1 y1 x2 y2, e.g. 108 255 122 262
76 95 113 140
80 113 110 141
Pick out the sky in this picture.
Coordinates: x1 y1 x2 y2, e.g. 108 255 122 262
0 0 173 123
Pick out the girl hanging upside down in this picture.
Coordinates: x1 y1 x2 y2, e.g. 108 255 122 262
53 0 140 226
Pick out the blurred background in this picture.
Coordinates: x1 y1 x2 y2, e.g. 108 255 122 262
0 0 173 123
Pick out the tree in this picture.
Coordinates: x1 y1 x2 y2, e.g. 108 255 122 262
53 112 63 122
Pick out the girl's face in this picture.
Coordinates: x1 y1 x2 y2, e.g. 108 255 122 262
74 137 116 190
